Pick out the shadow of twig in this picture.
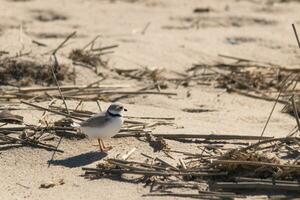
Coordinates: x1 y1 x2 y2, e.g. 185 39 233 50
0 144 23 151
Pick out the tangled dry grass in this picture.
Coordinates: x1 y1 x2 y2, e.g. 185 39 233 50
0 56 72 86
69 49 105 67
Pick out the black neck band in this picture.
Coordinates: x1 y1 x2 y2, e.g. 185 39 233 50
107 110 122 117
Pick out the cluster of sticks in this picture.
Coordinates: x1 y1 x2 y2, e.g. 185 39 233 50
0 82 175 102
83 133 300 199
0 105 82 152
185 54 300 104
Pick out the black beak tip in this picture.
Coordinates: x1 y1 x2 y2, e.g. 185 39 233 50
124 108 128 111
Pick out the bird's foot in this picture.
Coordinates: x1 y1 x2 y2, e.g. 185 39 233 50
100 146 113 153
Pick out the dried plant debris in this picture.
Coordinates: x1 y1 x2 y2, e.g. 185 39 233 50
115 67 168 89
226 36 257 45
216 68 287 91
282 97 300 116
83 135 300 198
69 49 105 67
145 133 170 152
0 56 72 86
83 158 226 182
185 55 300 104
83 158 236 199
54 117 74 127
0 51 8 57
31 10 68 22
215 149 282 178
193 7 211 13
189 62 289 92
163 16 277 30
33 32 79 39
0 131 63 152
0 117 83 152
182 108 216 113
212 137 300 180
69 44 117 69
39 179 64 189
0 110 23 124
0 43 177 101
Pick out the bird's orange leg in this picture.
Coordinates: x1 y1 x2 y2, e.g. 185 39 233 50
100 139 112 152
97 139 105 152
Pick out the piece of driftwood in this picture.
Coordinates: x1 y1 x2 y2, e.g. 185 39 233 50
0 125 146 138
83 167 226 177
1 89 177 101
212 160 300 169
0 126 75 132
121 148 137 160
125 116 175 120
211 181 300 192
235 177 300 184
108 158 168 171
241 137 298 151
144 192 241 199
114 133 273 140
155 157 179 171
18 84 130 93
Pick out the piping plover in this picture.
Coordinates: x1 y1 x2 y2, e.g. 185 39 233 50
80 102 127 152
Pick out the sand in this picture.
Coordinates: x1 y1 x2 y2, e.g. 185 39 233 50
0 0 299 199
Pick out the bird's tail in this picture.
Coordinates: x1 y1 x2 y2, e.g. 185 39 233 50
71 122 81 128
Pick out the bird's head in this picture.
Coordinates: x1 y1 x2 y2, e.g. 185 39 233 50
107 102 127 116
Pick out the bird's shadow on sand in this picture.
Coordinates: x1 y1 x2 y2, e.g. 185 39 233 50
48 151 107 168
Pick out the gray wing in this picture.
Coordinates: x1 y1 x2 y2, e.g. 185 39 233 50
80 112 110 127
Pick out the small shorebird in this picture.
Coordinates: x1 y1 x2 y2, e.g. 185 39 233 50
80 102 127 152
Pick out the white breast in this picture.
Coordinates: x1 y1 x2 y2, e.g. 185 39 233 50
80 117 123 139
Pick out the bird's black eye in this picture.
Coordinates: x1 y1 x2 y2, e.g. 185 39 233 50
119 106 123 110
